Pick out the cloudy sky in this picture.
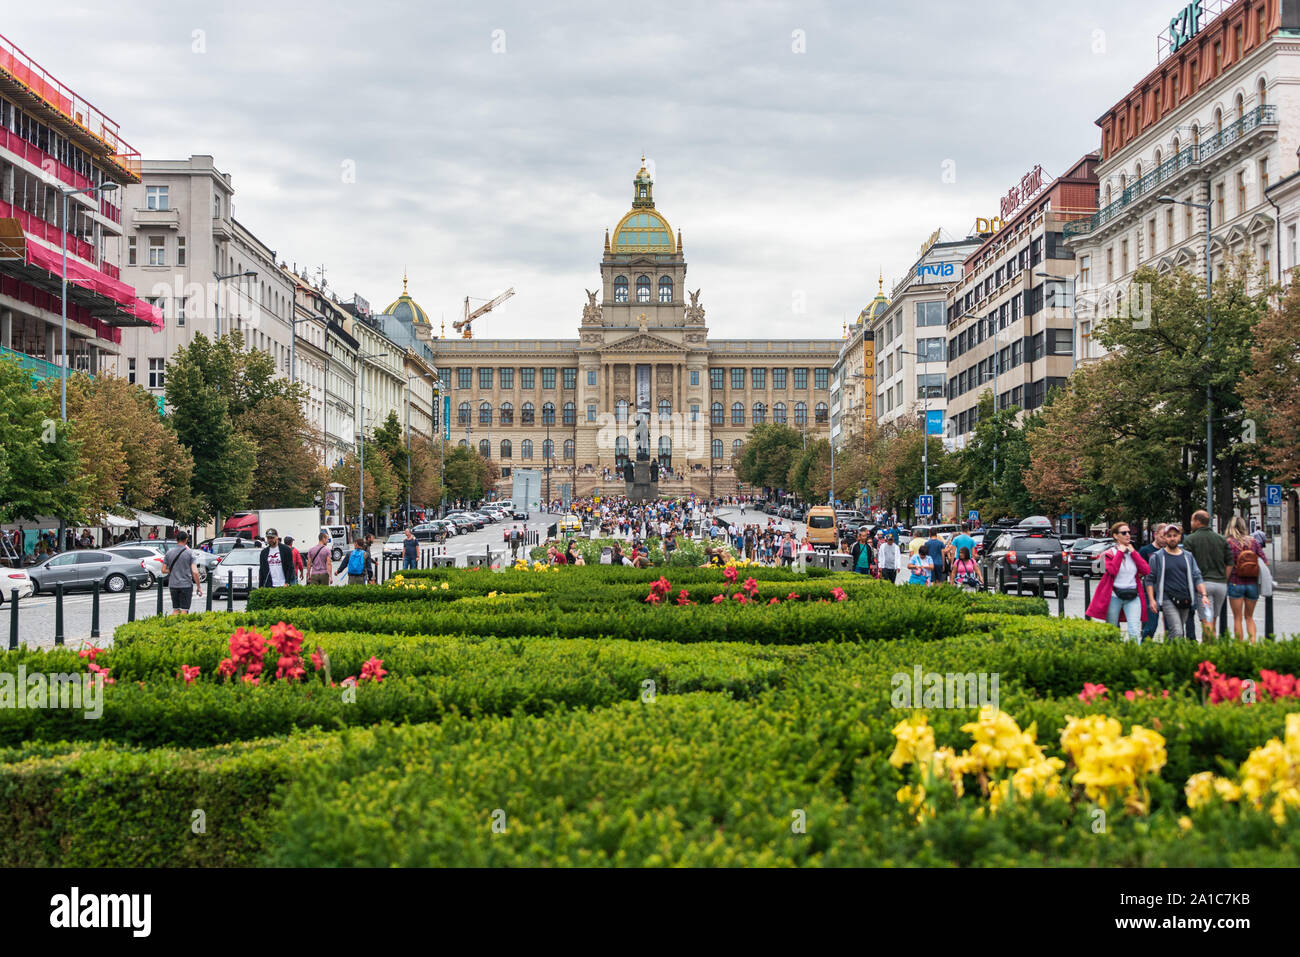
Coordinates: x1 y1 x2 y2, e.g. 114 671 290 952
9 0 1172 338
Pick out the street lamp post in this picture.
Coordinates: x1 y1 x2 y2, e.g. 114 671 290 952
355 352 388 536
214 270 258 339
59 182 118 421
1159 194 1214 520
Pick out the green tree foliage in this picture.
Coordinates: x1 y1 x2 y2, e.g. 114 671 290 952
442 443 496 503
734 423 804 493
0 358 84 522
863 422 953 516
237 395 321 509
1241 275 1300 484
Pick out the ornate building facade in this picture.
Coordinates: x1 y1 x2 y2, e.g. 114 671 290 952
422 160 840 499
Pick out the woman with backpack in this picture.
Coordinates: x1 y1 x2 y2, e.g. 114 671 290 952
949 546 983 590
1225 516 1268 643
336 539 371 586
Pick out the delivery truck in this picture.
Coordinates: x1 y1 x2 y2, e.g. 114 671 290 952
221 508 324 551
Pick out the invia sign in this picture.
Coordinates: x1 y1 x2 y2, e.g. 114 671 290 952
1169 2 1205 53
916 262 957 281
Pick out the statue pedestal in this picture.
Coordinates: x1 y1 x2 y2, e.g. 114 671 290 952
625 461 658 504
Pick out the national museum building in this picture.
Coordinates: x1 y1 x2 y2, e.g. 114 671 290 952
419 161 841 498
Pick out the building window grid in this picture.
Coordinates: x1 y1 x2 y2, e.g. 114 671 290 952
792 368 808 390
541 367 557 390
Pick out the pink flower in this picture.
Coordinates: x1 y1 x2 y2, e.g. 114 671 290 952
830 587 847 602
340 676 358 688
1078 682 1108 704
1194 660 1220 685
712 594 726 604
644 592 661 604
742 577 759 597
217 658 237 679
311 648 324 671
359 656 387 683
1123 690 1137 701
179 664 201 686
786 592 800 601
723 567 738 585
78 647 100 662
768 597 780 605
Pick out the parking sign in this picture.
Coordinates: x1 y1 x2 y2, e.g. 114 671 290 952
918 495 933 517
1266 484 1282 507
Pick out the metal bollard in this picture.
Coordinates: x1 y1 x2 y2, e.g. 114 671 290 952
9 589 18 650
1083 572 1092 610
206 580 213 613
90 580 100 639
1037 571 1045 600
156 575 165 616
1218 599 1228 640
1265 594 1275 641
1015 570 1023 595
1057 574 1065 618
128 580 137 622
226 578 234 612
54 582 64 645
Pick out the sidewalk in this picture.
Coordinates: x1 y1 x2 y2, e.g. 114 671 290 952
1273 561 1300 592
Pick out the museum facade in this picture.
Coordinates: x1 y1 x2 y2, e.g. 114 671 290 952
422 160 841 499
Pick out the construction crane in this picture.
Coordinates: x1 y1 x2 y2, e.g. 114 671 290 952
453 287 514 339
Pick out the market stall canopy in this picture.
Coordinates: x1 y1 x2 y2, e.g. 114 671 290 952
103 511 136 529
131 508 173 527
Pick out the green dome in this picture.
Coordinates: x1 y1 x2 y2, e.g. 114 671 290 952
382 275 431 327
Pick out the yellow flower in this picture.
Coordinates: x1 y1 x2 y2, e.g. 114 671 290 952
888 714 935 769
960 707 1046 772
487 591 498 598
440 581 450 590
1178 816 1193 831
1185 771 1215 809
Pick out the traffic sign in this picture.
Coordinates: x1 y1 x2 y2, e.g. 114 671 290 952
918 495 934 517
1266 484 1282 507
968 510 979 521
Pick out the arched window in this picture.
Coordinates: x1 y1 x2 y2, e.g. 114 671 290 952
731 402 744 426
711 438 723 459
815 402 828 424
658 276 673 302
636 275 651 303
614 276 628 303
1214 108 1223 134
658 398 671 421
794 402 807 427
1235 94 1244 121
773 402 787 425
657 436 671 468
458 439 468 448
479 439 490 458
1192 124 1200 148
1172 135 1181 155
615 436 629 465
1119 173 1127 193
1258 77 1268 106
615 399 629 424
521 439 533 459
500 402 513 425
458 402 470 425
1104 185 1112 206
562 401 575 426
1153 149 1161 169
1134 162 1142 181
521 402 535 425
732 439 743 458
542 402 555 426
543 439 555 460
563 439 575 461
500 439 512 459
752 402 766 425
479 401 492 425
711 402 724 425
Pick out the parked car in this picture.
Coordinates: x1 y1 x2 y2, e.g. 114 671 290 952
383 534 407 559
469 510 497 524
105 544 212 587
446 512 484 530
29 550 152 595
0 566 33 604
412 522 451 543
1066 538 1110 577
789 505 806 522
211 550 262 598
979 527 1069 597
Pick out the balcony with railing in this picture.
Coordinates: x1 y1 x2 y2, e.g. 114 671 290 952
1065 105 1278 239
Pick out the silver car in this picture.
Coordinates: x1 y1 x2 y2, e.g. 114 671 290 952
211 549 261 597
29 550 153 594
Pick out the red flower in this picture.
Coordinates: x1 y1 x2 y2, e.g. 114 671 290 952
651 576 672 597
712 594 726 604
786 592 800 601
1078 682 1108 703
311 648 324 671
676 589 692 606
733 592 747 603
241 674 260 686
830 587 847 602
723 567 738 584
217 658 237 679
1194 660 1220 684
78 647 100 662
742 577 759 597
179 664 201 686
359 656 387 683
768 597 780 605
1123 690 1136 701
644 592 661 604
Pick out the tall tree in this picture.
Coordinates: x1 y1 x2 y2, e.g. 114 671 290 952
236 395 322 508
735 423 804 493
1241 275 1300 484
863 422 952 516
0 358 85 522
954 393 1035 523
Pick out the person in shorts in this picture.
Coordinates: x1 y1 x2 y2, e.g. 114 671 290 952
161 530 201 614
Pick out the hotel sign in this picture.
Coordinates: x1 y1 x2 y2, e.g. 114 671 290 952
1169 2 1205 54
999 165 1045 220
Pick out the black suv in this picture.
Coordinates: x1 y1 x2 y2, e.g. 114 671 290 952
979 526 1069 597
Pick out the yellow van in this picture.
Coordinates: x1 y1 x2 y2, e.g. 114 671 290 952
805 506 839 548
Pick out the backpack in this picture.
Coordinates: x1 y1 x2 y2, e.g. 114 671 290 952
1234 543 1259 580
347 549 366 576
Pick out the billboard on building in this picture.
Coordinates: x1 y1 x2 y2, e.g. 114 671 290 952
862 332 875 433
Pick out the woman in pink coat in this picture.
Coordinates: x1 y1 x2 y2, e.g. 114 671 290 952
1084 521 1151 641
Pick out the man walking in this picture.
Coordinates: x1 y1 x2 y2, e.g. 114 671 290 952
1145 522 1209 642
258 529 298 589
851 528 874 577
337 538 371 585
510 525 523 560
161 530 201 615
1138 524 1167 642
402 528 419 571
306 531 332 585
1183 509 1230 640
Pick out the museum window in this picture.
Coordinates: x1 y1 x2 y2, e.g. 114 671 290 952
500 440 512 459
614 276 628 302
542 402 556 426
636 275 651 303
752 368 766 390
521 402 535 425
710 368 724 390
479 401 492 425
541 367 557 390
457 402 470 425
732 439 743 458
814 402 828 424
616 436 629 465
814 368 829 390
711 439 723 459
793 368 808 390
690 403 699 422
752 402 766 424
543 439 554 460
563 439 575 461
731 368 745 390
659 276 673 302
499 367 514 389
587 403 596 422
563 401 576 426
478 368 492 390
615 399 629 423
587 370 596 386
521 439 533 459
520 367 535 389
772 368 787 390
690 370 699 386
563 367 577 390
773 402 787 425
479 439 490 458
794 402 807 427
711 402 724 425
658 398 671 421
500 402 514 425
457 368 472 390
731 402 744 425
